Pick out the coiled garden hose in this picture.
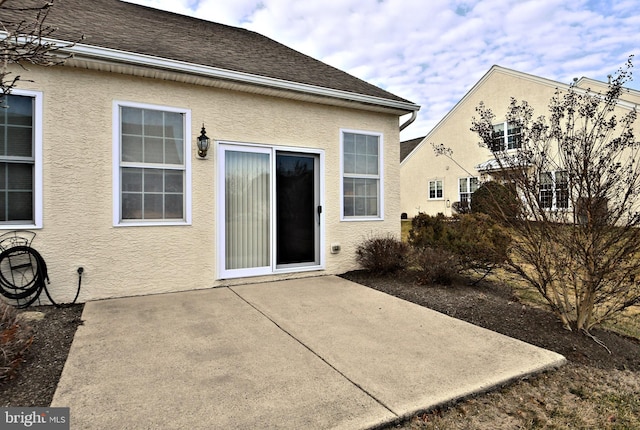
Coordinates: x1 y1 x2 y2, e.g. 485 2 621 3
0 245 82 309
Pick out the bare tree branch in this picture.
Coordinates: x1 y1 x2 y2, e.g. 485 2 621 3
0 0 79 98
469 56 639 332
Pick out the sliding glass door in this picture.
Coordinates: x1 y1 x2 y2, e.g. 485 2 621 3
224 148 271 273
218 144 321 278
276 153 319 268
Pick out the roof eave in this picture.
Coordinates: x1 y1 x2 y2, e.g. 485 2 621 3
60 41 420 114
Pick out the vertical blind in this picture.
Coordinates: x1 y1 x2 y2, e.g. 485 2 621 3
225 150 270 270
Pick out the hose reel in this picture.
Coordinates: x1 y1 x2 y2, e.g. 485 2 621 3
0 231 81 308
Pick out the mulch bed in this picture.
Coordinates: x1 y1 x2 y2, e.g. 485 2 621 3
1 304 84 407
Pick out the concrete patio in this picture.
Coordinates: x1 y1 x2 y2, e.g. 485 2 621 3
52 276 565 429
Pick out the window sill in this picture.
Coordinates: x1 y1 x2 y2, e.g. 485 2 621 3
0 223 41 230
114 220 191 227
341 216 384 222
541 207 572 212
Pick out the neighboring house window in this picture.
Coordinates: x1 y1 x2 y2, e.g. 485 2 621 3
0 91 42 228
459 177 479 205
428 179 443 199
114 102 191 225
491 122 522 151
341 130 383 219
540 170 569 209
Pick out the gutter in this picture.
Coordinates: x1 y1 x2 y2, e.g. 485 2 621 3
399 110 417 131
55 40 420 114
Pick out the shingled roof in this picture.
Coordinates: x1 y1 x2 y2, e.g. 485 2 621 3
400 136 425 162
2 0 418 112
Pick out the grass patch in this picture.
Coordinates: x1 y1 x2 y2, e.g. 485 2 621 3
603 307 640 340
403 364 640 430
401 219 411 242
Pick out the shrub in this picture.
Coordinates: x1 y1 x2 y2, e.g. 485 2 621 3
448 213 511 275
411 247 459 285
355 234 409 274
1 301 33 381
408 212 511 281
408 212 453 249
471 181 521 222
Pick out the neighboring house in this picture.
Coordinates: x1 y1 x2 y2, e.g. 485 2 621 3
0 0 419 301
400 65 640 217
400 136 425 163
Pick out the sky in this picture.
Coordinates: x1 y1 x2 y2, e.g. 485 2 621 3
125 0 639 140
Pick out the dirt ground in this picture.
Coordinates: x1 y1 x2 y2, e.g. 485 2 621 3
1 272 639 429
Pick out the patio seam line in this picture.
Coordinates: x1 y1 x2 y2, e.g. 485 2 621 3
227 286 399 419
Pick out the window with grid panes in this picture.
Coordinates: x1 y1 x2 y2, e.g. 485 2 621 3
342 131 381 218
0 94 36 224
539 170 569 210
491 122 522 151
459 177 479 205
428 179 443 199
118 105 187 222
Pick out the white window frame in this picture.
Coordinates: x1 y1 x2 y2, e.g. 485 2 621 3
539 170 569 210
340 129 384 221
491 121 522 151
0 89 43 230
428 179 443 200
112 101 192 226
458 176 480 204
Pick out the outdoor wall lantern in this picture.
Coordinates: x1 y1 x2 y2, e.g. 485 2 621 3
196 124 210 159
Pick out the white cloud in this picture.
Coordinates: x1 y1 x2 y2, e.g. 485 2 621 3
125 0 639 140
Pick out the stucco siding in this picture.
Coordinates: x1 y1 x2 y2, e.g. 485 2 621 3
6 64 401 301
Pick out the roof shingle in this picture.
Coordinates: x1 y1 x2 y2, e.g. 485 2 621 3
1 0 416 107
400 136 425 161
